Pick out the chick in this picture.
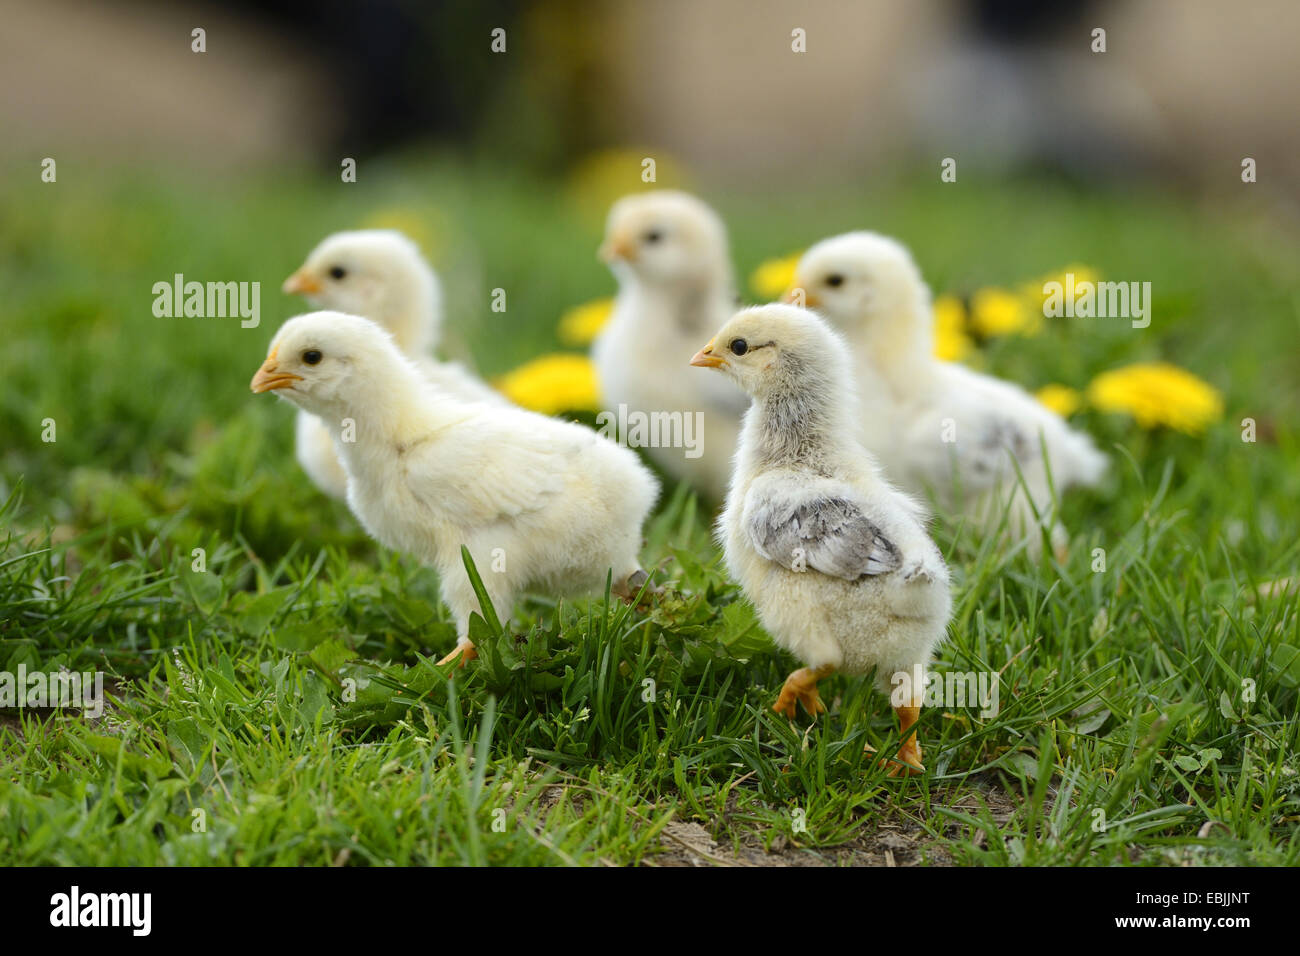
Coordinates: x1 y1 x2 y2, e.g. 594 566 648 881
593 191 748 503
283 229 502 499
692 305 952 775
251 311 659 665
790 232 1108 556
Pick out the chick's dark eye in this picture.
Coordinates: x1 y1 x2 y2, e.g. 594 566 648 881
730 338 748 356
826 274 844 288
302 349 323 366
328 266 346 280
643 230 662 244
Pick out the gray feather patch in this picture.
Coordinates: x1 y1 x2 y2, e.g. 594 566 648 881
749 495 902 581
960 417 1032 476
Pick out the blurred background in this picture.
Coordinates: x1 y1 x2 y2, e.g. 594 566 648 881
2 0 1298 538
6 0 1300 189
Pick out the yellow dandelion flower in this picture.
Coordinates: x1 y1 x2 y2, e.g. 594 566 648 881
749 252 804 300
1086 362 1223 435
567 149 691 226
557 298 614 347
932 294 974 361
969 286 1040 337
1035 384 1083 418
495 353 601 415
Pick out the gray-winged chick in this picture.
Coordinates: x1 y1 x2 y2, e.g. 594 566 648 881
691 304 952 774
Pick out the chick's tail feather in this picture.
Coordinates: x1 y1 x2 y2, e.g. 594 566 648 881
1064 430 1109 488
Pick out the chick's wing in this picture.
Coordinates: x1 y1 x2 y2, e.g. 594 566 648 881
744 478 902 581
916 364 1058 487
398 412 576 525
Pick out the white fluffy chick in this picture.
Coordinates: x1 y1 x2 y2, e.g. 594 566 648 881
593 191 748 503
251 311 659 666
283 229 502 500
790 232 1108 556
692 304 951 775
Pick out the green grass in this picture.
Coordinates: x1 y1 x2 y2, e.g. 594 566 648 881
2 156 1299 865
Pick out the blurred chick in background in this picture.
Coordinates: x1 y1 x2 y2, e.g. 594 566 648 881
593 191 748 504
251 312 659 666
283 229 502 499
790 232 1108 557
693 305 951 775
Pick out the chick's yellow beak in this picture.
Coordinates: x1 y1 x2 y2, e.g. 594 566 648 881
599 233 636 264
250 348 303 393
282 270 321 295
690 338 726 369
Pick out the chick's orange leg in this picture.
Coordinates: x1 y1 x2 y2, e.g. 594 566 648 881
772 664 835 719
887 704 924 777
437 642 478 668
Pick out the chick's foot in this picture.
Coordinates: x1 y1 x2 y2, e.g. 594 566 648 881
437 642 478 668
772 665 835 719
886 704 924 777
